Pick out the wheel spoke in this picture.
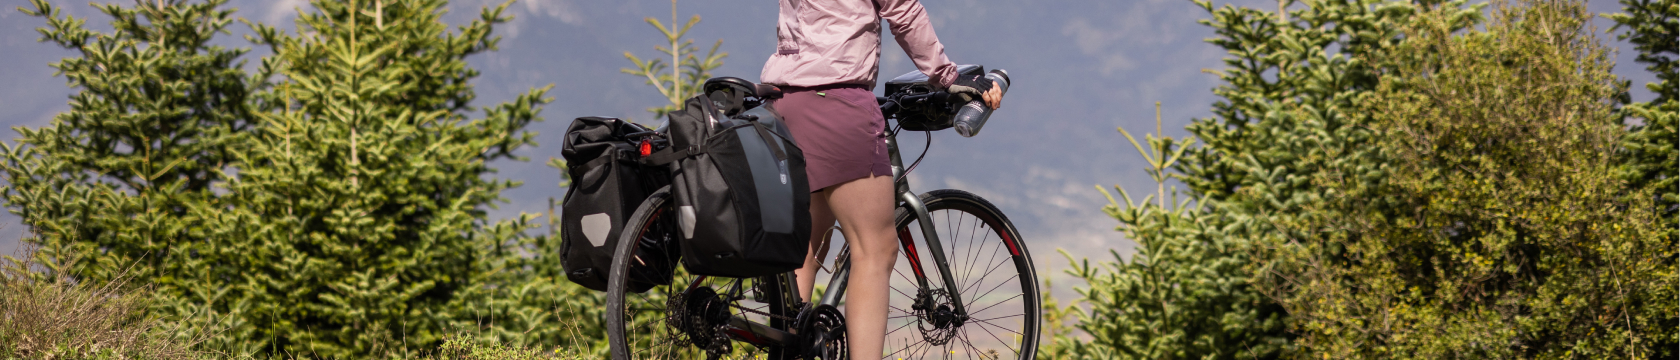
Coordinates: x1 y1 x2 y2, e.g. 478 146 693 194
967 273 1022 309
957 213 986 291
883 336 927 359
886 317 918 336
969 313 1026 323
963 258 1016 298
967 293 1025 316
894 266 921 289
955 327 984 359
970 320 1022 354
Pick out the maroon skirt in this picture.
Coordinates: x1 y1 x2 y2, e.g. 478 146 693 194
771 85 892 192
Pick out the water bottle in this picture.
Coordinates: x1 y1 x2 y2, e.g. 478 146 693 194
952 69 1011 138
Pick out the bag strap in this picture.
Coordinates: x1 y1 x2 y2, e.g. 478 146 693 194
576 147 643 169
581 153 618 169
749 121 788 161
641 144 702 166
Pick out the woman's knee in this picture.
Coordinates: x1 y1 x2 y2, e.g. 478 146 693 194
851 228 899 266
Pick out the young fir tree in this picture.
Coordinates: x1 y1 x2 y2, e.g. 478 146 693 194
1608 0 1676 250
1275 0 1676 357
620 0 726 119
1052 1 1478 359
186 0 556 356
1607 0 1676 351
1046 104 1286 360
1 0 255 312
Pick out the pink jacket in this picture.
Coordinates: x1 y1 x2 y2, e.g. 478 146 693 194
760 0 958 90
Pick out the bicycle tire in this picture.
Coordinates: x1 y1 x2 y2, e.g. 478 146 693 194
606 185 798 360
879 189 1041 360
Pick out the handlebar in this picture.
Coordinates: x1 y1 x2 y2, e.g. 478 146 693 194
877 92 957 116
876 68 1009 137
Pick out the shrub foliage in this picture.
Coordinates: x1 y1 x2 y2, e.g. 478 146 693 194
3 0 604 358
1262 1 1676 357
1061 0 1674 358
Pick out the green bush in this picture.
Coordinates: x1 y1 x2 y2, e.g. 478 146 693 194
3 0 605 358
1264 0 1677 357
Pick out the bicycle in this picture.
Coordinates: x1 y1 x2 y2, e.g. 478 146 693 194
605 67 1040 360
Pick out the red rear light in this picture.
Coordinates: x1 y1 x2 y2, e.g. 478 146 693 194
639 140 652 157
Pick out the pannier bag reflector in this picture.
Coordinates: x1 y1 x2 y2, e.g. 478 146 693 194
581 213 611 247
679 205 697 240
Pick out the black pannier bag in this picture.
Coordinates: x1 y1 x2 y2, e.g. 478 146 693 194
560 116 675 293
643 78 812 278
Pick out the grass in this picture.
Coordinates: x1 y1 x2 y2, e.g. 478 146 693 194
0 246 197 360
0 244 597 360
426 335 589 360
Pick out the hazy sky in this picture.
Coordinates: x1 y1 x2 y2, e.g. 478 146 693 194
0 0 1658 295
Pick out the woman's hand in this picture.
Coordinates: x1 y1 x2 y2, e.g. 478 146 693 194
983 81 1003 109
948 75 1003 109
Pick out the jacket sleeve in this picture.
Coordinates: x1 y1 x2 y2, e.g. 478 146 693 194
876 0 957 88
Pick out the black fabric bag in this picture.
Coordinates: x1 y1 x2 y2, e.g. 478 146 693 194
644 83 812 278
560 116 675 292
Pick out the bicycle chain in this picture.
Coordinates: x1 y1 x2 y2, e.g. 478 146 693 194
734 278 800 322
732 301 799 322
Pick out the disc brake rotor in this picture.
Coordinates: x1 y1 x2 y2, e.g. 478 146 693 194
915 289 959 346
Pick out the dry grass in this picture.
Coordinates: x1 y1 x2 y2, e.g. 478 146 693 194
0 242 599 360
0 245 199 360
423 334 589 360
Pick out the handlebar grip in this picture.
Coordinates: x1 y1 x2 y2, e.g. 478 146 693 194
878 96 900 115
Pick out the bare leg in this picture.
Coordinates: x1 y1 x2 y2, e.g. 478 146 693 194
825 175 898 358
796 190 837 303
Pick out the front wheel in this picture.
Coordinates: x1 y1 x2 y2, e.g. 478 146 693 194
881 189 1041 360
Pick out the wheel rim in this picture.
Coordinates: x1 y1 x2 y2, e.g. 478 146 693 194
882 197 1038 360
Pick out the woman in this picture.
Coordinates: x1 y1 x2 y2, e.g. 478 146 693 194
762 0 1002 356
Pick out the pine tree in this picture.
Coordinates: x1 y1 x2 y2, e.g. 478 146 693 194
188 0 552 356
4 0 603 356
620 0 726 119
1 0 255 318
1607 0 1678 351
1047 103 1287 360
1608 0 1676 251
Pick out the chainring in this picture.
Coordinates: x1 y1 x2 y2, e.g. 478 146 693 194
795 304 848 360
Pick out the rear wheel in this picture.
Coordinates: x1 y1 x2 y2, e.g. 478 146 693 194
605 186 797 360
881 189 1041 360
